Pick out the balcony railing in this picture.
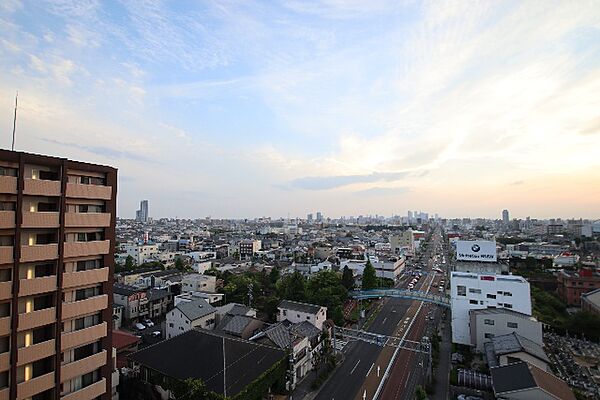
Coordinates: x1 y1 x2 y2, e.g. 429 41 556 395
23 178 61 197
0 176 17 194
0 247 13 265
0 281 11 301
0 211 15 229
18 307 56 332
61 378 106 400
21 211 59 228
0 316 10 336
17 339 55 366
19 275 57 297
61 322 107 351
64 240 110 258
65 212 111 228
63 267 109 289
61 349 107 382
20 244 58 263
16 371 55 400
62 294 108 320
66 182 112 200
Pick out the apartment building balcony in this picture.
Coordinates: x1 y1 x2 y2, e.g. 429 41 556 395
17 339 55 366
0 387 8 400
66 182 112 200
20 244 58 263
23 178 61 197
19 275 57 297
0 176 17 194
64 240 110 259
62 294 108 320
61 349 107 382
0 211 15 229
0 247 13 265
0 281 11 301
0 316 10 336
63 267 109 289
65 212 111 228
16 371 55 400
21 211 60 228
18 307 56 332
61 377 106 400
0 351 9 372
61 322 107 351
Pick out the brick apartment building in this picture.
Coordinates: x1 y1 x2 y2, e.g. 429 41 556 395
0 150 116 399
557 269 600 306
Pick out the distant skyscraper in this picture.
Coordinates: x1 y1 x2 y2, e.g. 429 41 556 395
408 210 413 221
502 209 509 224
316 212 323 222
307 213 313 223
136 199 149 222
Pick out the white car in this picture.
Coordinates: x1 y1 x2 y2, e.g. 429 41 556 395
144 320 154 327
134 322 146 331
408 284 414 290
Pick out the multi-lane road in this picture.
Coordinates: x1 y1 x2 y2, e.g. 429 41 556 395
313 228 449 400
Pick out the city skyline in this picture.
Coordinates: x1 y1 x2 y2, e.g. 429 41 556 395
1 1 600 219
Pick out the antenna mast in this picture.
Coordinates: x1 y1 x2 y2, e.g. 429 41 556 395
11 91 18 151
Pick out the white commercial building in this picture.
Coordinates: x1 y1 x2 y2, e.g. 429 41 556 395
456 240 497 262
451 271 531 345
123 242 160 265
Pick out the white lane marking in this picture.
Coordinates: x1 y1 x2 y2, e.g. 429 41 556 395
350 359 361 375
366 362 374 377
405 372 411 387
382 317 387 324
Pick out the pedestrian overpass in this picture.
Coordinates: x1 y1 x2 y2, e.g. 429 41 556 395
349 288 451 307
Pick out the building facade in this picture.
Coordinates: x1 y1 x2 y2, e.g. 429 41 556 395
469 308 543 352
451 272 532 345
0 150 116 399
135 200 148 223
557 270 600 306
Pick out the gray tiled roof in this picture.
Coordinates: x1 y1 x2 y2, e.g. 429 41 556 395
222 315 254 335
490 332 549 363
177 299 216 321
279 300 322 314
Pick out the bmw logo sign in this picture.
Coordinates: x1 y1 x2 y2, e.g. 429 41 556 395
471 244 481 252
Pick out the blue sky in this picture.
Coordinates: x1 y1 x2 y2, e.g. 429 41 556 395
1 0 600 219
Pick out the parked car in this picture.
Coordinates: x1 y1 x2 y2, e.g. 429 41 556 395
144 319 154 327
134 322 146 331
151 330 161 338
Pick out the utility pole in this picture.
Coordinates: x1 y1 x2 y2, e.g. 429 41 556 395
222 336 227 398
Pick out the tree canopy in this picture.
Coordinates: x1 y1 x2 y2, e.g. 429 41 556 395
362 260 377 290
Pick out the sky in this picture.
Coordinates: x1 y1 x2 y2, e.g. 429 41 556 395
1 0 599 220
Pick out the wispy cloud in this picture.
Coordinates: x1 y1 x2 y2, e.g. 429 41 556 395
353 186 410 196
287 172 408 190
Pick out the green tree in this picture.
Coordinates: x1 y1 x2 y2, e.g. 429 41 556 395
174 257 186 271
278 271 306 302
306 270 347 325
269 267 280 285
341 266 354 290
125 255 135 270
362 260 377 290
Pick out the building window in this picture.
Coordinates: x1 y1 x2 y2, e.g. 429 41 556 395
484 333 494 339
484 319 495 325
503 292 512 296
486 294 496 299
507 322 518 328
469 300 478 305
504 303 513 309
468 288 481 294
457 286 466 296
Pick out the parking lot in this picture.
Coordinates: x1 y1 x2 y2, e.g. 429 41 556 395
545 332 600 398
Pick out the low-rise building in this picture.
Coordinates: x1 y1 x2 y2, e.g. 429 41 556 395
181 273 217 293
166 298 216 339
113 283 148 322
129 330 286 399
175 291 224 306
484 332 550 372
470 308 543 352
490 361 575 400
239 239 262 259
581 288 600 316
557 269 600 306
278 300 327 330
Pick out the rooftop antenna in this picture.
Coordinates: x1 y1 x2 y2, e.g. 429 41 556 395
11 91 18 151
